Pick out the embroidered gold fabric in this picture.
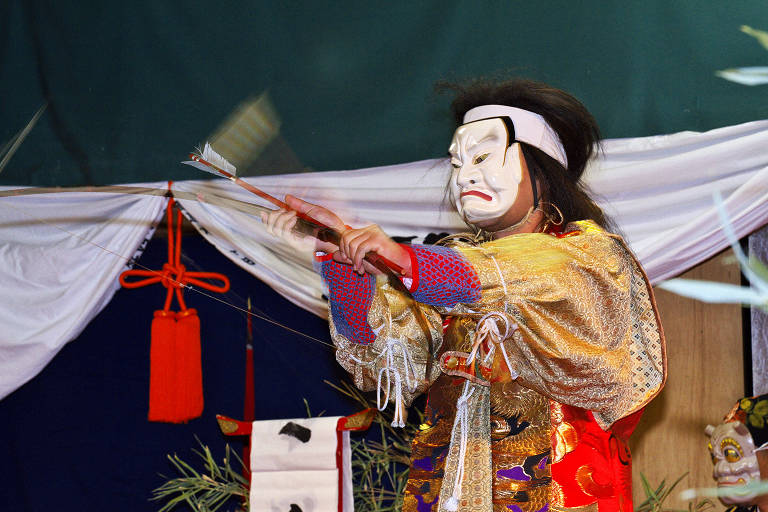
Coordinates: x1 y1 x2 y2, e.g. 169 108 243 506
439 221 665 429
332 279 444 405
489 381 552 511
329 220 666 510
437 383 493 511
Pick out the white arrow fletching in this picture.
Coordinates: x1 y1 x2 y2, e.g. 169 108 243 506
180 160 230 177
200 142 236 175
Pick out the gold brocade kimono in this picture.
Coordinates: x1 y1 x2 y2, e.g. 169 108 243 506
331 221 666 512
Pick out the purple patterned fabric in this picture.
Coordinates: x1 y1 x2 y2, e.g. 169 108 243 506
506 505 548 512
497 466 532 481
415 494 439 511
412 456 434 472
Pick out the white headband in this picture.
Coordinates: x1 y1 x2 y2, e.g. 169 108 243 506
463 105 568 167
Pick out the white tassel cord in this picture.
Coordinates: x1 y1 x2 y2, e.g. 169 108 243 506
375 339 418 428
443 381 475 511
466 311 519 380
489 254 509 296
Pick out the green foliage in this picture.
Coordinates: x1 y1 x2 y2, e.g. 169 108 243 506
739 397 768 429
151 440 248 512
741 25 768 51
635 473 715 512
0 103 47 175
716 25 768 88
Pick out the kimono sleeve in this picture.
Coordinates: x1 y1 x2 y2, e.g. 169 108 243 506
450 224 666 429
326 268 446 407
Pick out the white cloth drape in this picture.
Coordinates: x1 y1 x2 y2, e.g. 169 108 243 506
1 120 767 400
173 158 461 316
590 120 768 282
176 120 768 315
0 187 166 400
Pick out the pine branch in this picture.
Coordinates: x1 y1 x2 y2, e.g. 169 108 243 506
151 439 248 512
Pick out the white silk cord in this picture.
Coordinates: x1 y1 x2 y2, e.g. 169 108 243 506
466 312 519 380
443 381 474 511
497 340 518 381
489 255 509 296
375 339 418 428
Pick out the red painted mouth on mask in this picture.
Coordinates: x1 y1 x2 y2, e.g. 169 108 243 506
460 191 492 201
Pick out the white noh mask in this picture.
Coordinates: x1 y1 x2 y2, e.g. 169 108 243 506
448 105 567 229
449 118 524 225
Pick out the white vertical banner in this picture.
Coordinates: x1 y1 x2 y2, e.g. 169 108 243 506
249 416 352 512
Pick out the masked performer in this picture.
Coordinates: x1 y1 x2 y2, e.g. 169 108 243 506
264 79 666 512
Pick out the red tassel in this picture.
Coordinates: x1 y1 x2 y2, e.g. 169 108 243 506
148 310 178 422
147 309 203 423
121 194 227 424
174 308 204 421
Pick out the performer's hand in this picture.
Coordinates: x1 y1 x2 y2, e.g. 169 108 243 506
260 195 412 277
284 195 347 253
260 208 314 253
338 224 412 277
260 195 345 254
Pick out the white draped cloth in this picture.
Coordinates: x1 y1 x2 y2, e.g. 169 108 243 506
1 120 767 400
0 187 166 400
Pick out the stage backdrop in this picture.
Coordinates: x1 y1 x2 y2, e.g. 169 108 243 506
2 1 768 186
2 2 768 511
0 231 354 512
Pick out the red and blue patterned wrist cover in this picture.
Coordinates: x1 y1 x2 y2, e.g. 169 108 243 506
320 259 376 345
319 244 480 346
404 244 481 307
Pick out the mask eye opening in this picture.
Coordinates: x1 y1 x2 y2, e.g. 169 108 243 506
724 448 741 463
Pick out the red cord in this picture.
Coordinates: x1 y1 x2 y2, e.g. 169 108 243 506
120 191 230 311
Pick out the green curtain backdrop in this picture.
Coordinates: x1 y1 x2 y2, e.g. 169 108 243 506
2 1 767 186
